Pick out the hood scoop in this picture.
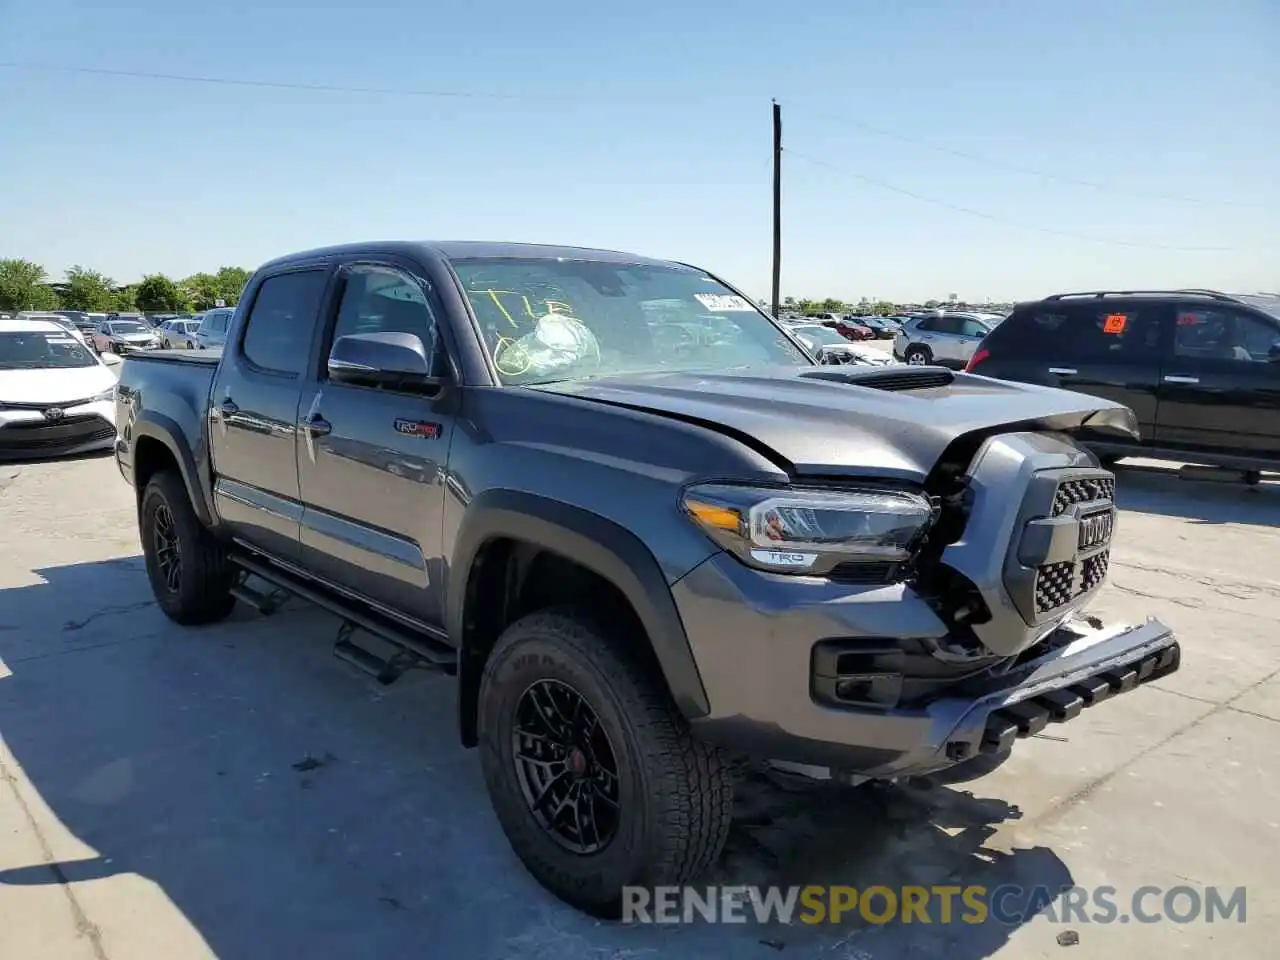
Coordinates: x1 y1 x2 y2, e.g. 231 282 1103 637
799 365 955 392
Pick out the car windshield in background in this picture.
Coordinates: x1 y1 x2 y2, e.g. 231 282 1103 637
0 331 97 369
449 258 811 384
107 321 147 335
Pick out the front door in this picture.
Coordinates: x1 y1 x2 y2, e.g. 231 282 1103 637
1155 304 1280 460
295 262 456 628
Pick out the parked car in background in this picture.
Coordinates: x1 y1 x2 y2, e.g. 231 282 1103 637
0 317 117 460
92 317 163 355
809 314 873 341
193 307 235 350
893 312 998 367
159 317 201 348
858 316 898 339
16 312 91 347
788 323 893 365
966 289 1280 474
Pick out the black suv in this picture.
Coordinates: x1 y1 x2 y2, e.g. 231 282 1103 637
967 290 1280 473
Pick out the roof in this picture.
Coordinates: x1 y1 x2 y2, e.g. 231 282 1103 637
259 240 687 271
0 317 65 333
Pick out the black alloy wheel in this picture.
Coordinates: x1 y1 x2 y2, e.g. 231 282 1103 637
512 678 621 854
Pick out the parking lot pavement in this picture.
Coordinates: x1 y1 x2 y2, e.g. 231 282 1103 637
1 455 1276 959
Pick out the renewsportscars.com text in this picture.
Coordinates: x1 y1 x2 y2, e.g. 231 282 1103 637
622 884 1247 926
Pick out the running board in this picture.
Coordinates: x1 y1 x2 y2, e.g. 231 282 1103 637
230 554 456 676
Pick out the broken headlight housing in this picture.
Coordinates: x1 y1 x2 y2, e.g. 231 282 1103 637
682 483 934 576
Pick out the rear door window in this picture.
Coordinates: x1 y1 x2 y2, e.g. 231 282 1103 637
240 270 328 376
993 303 1160 363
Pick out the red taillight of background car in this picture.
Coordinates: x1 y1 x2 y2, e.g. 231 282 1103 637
965 347 989 372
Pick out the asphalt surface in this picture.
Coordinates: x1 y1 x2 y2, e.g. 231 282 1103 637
1 446 1278 959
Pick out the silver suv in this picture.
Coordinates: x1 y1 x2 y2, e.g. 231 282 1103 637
194 307 234 350
893 312 1000 367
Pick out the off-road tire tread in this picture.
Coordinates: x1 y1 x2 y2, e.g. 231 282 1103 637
479 607 733 915
142 470 236 626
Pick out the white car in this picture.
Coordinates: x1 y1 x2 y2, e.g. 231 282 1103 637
788 323 895 366
0 317 118 460
14 311 91 347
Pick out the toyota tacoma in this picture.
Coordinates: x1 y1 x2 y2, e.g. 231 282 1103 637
112 241 1180 917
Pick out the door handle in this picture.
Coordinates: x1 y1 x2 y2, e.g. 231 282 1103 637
1048 367 1078 376
1163 375 1200 385
304 415 332 437
219 399 239 417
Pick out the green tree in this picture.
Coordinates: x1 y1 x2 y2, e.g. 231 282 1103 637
182 272 220 310
134 274 191 312
0 258 58 311
113 286 137 311
215 266 251 305
924 299 941 309
819 297 847 313
62 265 118 311
872 300 896 316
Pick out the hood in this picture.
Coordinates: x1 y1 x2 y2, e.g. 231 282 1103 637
0 364 116 404
528 366 1135 481
114 331 158 341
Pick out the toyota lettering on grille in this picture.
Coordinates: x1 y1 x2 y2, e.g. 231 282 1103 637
43 407 65 422
1078 509 1114 550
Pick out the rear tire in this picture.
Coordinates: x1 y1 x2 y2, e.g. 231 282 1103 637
904 345 932 365
477 608 733 919
140 470 237 625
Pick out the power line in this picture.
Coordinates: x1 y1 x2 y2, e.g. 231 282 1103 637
791 105 1241 208
0 60 723 104
784 147 1259 253
0 61 588 102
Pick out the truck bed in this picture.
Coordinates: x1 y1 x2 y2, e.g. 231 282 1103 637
123 348 222 366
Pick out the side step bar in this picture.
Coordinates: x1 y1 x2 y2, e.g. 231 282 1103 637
229 554 457 680
979 642 1180 754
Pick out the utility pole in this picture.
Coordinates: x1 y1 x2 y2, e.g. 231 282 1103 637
771 99 782 319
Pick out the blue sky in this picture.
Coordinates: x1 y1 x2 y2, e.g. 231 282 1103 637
1 0 1276 301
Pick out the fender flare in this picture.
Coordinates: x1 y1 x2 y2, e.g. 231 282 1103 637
131 411 216 526
449 489 711 743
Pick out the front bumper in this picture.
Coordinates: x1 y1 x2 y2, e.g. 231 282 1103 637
109 341 160 355
0 402 117 460
676 556 1180 780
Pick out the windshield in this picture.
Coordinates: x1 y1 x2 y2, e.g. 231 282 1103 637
792 325 849 346
450 258 811 384
0 331 98 369
107 321 147 335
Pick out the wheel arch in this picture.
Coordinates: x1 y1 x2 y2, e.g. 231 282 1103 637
449 489 711 747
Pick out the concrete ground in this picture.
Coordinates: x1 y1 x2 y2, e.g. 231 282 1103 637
0 452 1276 959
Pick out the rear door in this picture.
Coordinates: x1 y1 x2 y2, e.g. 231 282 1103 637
975 300 1164 440
1155 304 1280 460
295 260 456 628
208 267 332 560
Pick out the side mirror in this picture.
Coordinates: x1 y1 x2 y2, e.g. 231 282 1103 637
328 332 444 388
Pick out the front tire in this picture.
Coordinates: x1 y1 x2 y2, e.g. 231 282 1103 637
478 609 733 918
904 345 932 365
140 470 237 625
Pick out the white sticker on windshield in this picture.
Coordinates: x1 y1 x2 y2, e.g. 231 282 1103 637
694 293 755 312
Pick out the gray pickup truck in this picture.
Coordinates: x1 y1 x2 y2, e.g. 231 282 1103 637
113 240 1180 917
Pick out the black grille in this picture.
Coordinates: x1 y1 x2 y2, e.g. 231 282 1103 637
1034 560 1076 613
828 561 903 585
1081 550 1109 592
0 417 115 454
1053 476 1115 515
800 367 954 391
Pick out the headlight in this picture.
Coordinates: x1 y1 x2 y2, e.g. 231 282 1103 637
89 386 117 403
682 483 934 575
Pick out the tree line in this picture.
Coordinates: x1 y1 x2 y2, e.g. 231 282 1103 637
0 259 252 314
780 296 942 316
